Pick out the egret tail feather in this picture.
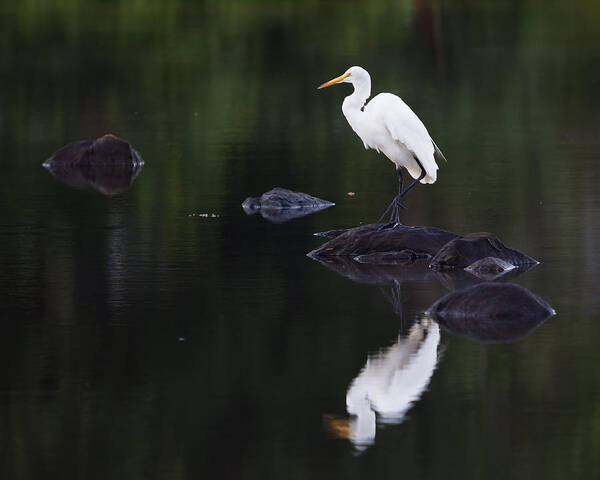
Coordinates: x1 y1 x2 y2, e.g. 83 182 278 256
431 138 447 163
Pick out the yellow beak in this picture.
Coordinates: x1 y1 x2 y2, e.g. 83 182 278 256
318 72 351 89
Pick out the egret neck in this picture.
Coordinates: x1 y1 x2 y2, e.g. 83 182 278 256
341 71 371 134
346 389 376 446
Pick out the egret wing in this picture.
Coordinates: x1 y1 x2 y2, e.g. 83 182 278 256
367 93 439 183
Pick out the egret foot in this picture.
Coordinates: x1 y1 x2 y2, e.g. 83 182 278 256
379 195 406 225
376 221 399 231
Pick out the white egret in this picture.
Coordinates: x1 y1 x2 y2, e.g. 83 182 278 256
318 66 446 224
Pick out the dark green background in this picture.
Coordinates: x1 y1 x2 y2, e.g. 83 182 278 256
1 1 599 478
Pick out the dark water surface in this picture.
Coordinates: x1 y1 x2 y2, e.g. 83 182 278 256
1 1 600 478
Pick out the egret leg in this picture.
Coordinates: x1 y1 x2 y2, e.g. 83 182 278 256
378 166 426 225
379 168 406 225
398 167 426 200
397 167 404 197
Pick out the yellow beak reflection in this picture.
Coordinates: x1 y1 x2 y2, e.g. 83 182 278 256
318 72 351 89
323 414 351 439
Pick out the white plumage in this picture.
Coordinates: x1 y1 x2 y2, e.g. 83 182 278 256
366 93 437 183
319 66 445 223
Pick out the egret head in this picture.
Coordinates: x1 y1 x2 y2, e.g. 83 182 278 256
318 66 370 89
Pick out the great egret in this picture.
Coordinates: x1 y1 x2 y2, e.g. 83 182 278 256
318 66 446 224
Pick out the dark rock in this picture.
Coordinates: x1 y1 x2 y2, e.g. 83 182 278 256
313 228 350 239
243 187 334 211
242 187 334 223
429 232 538 271
354 250 421 265
44 134 143 167
426 282 554 342
43 134 144 195
241 197 261 213
308 224 459 259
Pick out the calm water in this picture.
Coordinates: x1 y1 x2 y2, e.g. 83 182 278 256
1 1 600 478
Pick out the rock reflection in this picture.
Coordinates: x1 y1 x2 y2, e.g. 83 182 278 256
243 205 331 223
325 316 440 450
308 254 435 286
308 255 438 316
309 246 535 299
43 134 144 195
433 263 535 291
313 232 552 451
427 282 555 342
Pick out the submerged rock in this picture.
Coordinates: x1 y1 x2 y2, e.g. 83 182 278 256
426 282 554 342
242 187 334 223
308 224 459 260
429 232 537 271
43 134 144 195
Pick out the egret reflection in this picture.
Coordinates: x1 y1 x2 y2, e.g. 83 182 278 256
325 316 440 450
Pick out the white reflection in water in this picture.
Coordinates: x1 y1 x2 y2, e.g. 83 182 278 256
328 317 440 450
